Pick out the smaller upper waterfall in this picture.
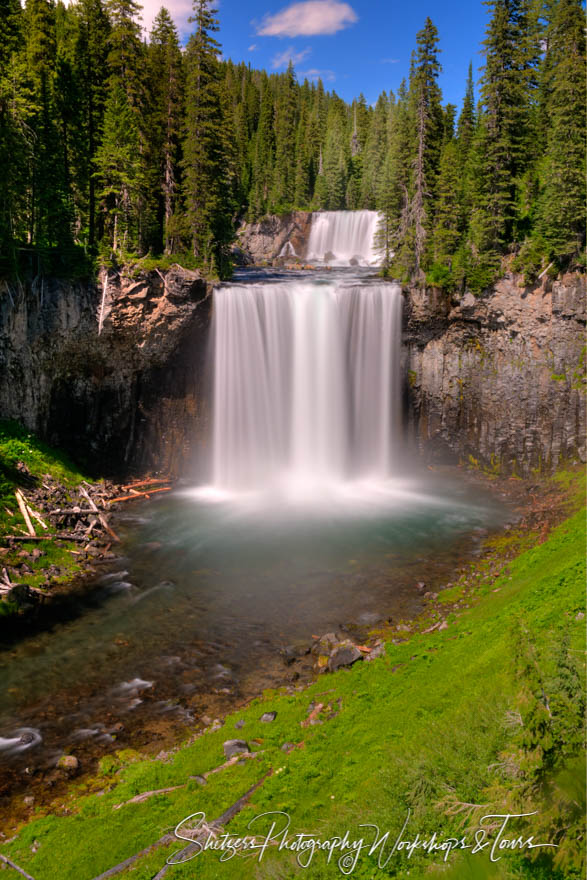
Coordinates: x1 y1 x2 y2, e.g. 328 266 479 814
307 210 380 266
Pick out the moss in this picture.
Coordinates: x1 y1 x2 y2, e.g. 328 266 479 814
0 420 89 604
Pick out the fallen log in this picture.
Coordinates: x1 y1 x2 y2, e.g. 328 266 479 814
0 853 38 880
108 487 171 504
121 478 170 491
14 491 35 537
80 487 121 542
5 534 109 545
92 771 271 880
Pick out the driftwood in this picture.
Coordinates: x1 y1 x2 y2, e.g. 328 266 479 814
27 507 48 530
0 853 38 880
109 487 171 504
80 487 121 542
121 478 170 491
6 534 108 545
14 491 35 537
112 752 263 810
92 772 271 880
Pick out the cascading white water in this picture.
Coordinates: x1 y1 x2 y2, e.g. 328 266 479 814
306 210 381 265
211 280 402 496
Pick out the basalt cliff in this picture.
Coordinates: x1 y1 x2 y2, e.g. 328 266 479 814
0 247 584 477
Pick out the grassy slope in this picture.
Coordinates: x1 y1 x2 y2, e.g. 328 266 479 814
0 420 87 606
1 476 584 880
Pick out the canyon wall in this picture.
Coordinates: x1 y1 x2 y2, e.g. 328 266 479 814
0 267 212 477
0 255 584 478
403 273 586 473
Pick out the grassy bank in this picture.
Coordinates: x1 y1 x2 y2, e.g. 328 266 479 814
1 472 584 879
0 420 88 611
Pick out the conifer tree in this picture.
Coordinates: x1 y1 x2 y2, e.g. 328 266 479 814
149 7 183 253
537 0 586 260
410 17 443 275
182 0 232 275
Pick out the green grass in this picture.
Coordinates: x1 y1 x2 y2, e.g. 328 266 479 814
1 476 584 880
0 420 88 604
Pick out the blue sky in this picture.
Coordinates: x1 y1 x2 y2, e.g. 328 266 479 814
140 0 491 109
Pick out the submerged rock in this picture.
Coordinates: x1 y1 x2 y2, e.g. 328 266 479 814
328 642 363 672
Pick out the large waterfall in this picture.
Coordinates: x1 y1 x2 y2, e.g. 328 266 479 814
211 279 402 496
306 210 380 265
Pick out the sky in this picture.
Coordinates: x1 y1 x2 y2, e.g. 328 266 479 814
138 0 492 109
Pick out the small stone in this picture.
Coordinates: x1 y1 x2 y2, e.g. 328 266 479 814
57 755 79 774
193 775 207 786
281 742 295 753
24 796 34 806
328 643 362 672
365 643 386 661
260 712 276 723
223 739 250 759
234 719 245 729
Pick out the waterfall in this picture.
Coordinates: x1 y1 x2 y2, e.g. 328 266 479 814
306 210 381 266
211 280 402 494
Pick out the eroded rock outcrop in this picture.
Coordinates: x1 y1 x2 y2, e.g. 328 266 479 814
403 273 586 473
236 212 313 263
0 266 212 476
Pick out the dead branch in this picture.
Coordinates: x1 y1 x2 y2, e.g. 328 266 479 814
92 771 271 880
14 491 35 537
121 478 170 491
108 487 171 504
151 771 272 879
0 853 38 880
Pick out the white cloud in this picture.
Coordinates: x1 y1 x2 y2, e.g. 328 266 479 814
299 67 336 82
141 0 193 37
272 46 312 69
381 57 400 64
248 44 258 51
257 0 357 38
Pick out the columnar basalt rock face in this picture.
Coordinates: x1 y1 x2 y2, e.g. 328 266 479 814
403 273 586 473
236 212 313 263
0 267 212 476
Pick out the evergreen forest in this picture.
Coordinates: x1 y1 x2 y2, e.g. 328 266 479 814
0 0 585 284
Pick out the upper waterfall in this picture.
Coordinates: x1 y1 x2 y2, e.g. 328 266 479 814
306 211 381 266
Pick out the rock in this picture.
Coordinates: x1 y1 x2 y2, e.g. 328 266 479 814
460 292 476 309
57 755 79 774
260 712 276 723
23 796 34 806
234 719 245 729
281 742 296 753
194 775 207 785
365 643 386 661
328 642 363 672
280 644 310 665
405 273 586 473
223 739 250 759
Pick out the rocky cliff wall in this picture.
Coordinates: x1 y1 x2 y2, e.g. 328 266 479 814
403 273 586 473
236 212 313 263
0 267 212 477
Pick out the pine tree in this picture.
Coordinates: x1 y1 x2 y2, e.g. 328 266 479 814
72 0 110 249
148 7 183 253
479 0 540 253
182 0 232 275
457 61 475 161
410 17 443 276
250 76 274 218
537 0 586 260
94 80 142 253
270 61 297 211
